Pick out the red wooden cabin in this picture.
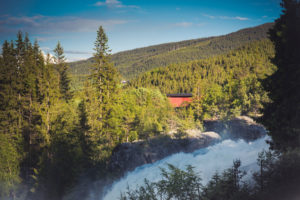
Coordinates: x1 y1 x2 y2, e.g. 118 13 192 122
167 93 193 108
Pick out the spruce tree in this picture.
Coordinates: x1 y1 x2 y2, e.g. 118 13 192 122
83 26 119 162
54 41 72 102
92 26 118 106
0 32 49 198
0 40 23 199
261 0 300 150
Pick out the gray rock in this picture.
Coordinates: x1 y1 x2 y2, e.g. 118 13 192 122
108 133 220 175
204 116 266 141
108 116 266 176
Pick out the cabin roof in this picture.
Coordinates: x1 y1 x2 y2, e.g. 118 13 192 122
166 93 193 97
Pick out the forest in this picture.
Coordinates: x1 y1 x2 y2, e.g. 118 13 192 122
0 27 175 199
69 22 273 87
130 39 276 119
0 0 300 199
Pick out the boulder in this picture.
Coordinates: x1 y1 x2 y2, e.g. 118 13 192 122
204 116 266 141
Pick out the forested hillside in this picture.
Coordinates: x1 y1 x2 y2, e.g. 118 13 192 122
130 40 276 119
121 1 300 199
1 1 300 197
1 0 300 199
69 23 273 85
0 28 275 200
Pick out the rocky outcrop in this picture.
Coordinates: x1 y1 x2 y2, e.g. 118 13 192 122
204 116 266 141
108 116 266 176
108 132 220 175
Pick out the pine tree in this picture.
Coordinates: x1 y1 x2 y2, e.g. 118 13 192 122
0 40 19 137
0 134 21 199
83 26 119 162
0 40 23 199
38 53 61 143
261 0 300 150
0 32 49 198
54 41 72 102
92 26 118 106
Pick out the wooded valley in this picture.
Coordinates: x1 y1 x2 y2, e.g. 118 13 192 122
0 0 300 199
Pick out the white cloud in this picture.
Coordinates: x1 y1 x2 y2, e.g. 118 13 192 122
41 51 55 64
40 46 51 51
220 16 249 21
94 0 139 8
41 47 92 62
66 57 89 62
173 22 206 28
0 15 43 26
234 16 249 21
36 36 60 42
174 22 193 27
0 15 129 34
203 14 250 21
64 50 93 55
202 14 216 19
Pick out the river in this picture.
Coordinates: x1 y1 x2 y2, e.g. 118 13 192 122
102 135 270 200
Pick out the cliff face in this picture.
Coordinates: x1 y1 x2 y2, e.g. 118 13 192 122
108 116 266 176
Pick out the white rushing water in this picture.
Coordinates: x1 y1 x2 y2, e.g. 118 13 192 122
102 136 270 200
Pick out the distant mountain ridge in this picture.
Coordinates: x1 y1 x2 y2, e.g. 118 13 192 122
69 23 273 85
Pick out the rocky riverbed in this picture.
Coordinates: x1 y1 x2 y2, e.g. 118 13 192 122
108 116 266 176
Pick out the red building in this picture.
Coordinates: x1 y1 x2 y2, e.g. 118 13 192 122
167 93 193 108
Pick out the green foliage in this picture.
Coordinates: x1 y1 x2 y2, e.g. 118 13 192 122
0 31 56 198
121 150 300 200
0 134 21 198
38 119 84 199
121 164 202 200
253 150 278 193
131 40 276 119
202 160 250 200
251 149 300 200
117 88 172 141
175 106 197 136
261 0 300 150
54 41 73 102
2 15 297 200
68 23 273 87
79 26 120 164
0 32 86 199
121 161 251 200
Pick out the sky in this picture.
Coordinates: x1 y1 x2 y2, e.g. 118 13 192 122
0 0 282 62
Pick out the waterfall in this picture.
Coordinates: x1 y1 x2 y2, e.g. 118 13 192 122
102 135 270 200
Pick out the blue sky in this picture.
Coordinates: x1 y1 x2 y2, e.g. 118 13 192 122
0 0 282 62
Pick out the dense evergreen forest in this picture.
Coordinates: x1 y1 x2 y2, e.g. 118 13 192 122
0 0 299 199
69 23 273 89
0 27 174 200
130 40 276 119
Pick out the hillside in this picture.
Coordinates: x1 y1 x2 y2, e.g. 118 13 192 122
130 39 276 118
130 40 275 94
69 23 273 84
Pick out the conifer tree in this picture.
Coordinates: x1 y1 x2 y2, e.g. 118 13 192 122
0 40 23 199
261 0 300 150
83 26 119 162
0 134 21 199
92 26 118 106
0 32 49 198
54 41 72 102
